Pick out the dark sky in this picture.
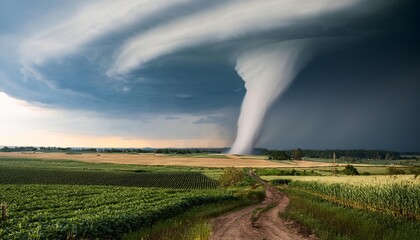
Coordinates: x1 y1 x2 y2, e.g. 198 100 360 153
0 0 419 151
259 2 420 151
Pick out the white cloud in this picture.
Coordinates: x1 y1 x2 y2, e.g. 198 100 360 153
20 0 192 65
19 64 57 89
109 0 361 76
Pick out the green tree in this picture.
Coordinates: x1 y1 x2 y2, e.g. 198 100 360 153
342 165 359 175
291 148 303 160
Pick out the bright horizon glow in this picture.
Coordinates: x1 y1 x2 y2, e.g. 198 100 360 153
0 132 230 149
0 92 230 148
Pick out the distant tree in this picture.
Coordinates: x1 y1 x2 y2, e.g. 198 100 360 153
267 150 290 160
342 165 359 175
0 146 10 152
291 148 303 160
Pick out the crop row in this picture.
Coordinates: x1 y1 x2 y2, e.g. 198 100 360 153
0 184 234 239
289 180 420 220
265 175 420 186
0 167 219 189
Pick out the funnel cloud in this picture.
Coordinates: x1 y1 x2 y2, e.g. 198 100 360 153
230 41 311 154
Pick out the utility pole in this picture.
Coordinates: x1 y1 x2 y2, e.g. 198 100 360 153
1 203 6 221
333 152 336 176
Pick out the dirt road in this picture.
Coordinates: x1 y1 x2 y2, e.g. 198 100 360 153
211 171 317 240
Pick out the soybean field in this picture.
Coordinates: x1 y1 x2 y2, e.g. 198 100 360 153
0 158 219 189
0 185 235 239
0 157 230 239
0 168 219 189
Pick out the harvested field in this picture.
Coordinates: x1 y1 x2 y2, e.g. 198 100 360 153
0 152 334 168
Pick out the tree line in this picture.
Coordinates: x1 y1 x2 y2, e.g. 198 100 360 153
0 146 222 154
262 149 402 160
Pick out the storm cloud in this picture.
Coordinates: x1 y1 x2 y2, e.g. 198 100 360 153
0 0 419 151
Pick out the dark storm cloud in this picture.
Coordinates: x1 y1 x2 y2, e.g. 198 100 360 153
0 0 244 114
259 3 420 151
0 0 418 150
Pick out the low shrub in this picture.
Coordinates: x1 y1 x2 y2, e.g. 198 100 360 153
387 167 405 175
219 168 244 187
271 179 292 185
342 165 359 175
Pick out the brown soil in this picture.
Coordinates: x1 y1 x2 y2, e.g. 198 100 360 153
0 152 334 168
225 154 242 159
210 171 318 240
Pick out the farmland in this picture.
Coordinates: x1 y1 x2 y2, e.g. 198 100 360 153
267 174 420 239
1 153 419 239
0 152 335 168
0 185 235 239
0 167 219 189
281 187 420 240
262 174 420 185
289 176 419 219
0 157 245 239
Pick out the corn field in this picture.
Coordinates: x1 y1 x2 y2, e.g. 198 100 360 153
286 175 420 220
264 174 420 186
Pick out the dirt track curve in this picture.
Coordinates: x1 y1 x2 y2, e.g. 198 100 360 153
211 171 318 240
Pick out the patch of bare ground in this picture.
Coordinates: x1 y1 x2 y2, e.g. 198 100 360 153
225 154 242 159
210 171 317 240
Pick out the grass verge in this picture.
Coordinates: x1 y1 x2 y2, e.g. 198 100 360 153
123 199 250 240
280 187 420 240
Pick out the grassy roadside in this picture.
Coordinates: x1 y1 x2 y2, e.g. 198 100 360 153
280 187 420 240
123 199 251 240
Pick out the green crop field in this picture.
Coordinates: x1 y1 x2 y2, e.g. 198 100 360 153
0 157 238 239
0 158 220 189
0 168 218 189
270 175 420 220
262 174 420 185
0 185 234 239
275 174 420 239
0 157 217 173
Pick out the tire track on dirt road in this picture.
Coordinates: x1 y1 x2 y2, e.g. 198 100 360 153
210 171 317 240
